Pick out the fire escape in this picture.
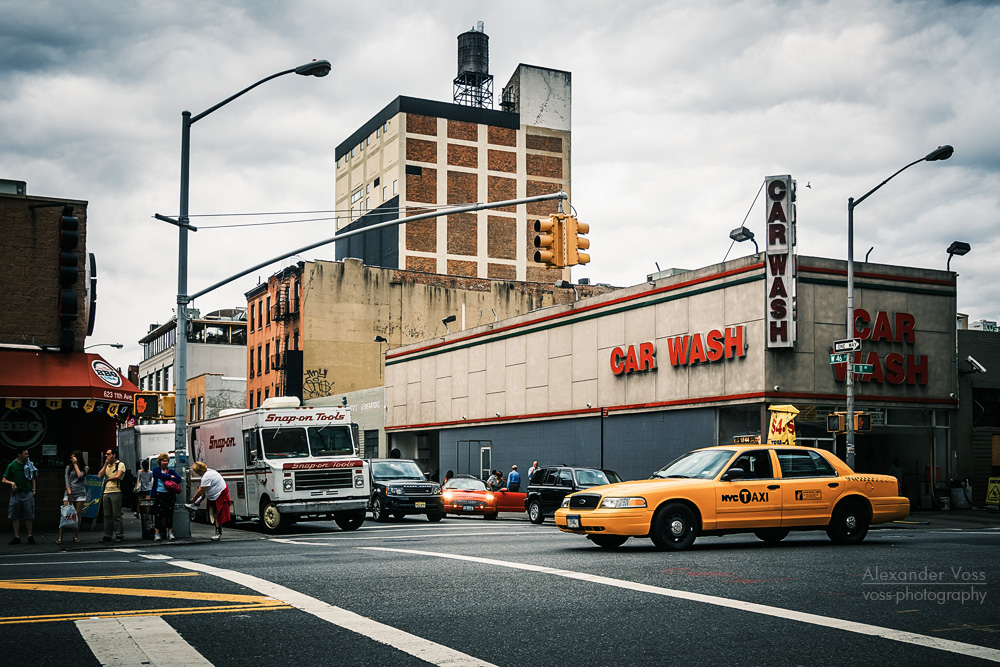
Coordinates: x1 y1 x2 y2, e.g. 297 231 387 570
271 284 295 395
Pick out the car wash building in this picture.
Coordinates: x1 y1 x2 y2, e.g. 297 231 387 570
383 177 960 508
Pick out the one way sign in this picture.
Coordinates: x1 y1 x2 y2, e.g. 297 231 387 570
833 338 862 352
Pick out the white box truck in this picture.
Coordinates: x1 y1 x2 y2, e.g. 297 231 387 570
188 397 369 533
117 424 176 476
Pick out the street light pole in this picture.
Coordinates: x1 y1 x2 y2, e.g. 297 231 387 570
844 145 953 470
168 59 330 537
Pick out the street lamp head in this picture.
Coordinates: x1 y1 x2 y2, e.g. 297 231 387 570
442 315 456 325
373 335 388 344
947 241 971 256
729 226 754 243
295 59 332 77
924 145 954 162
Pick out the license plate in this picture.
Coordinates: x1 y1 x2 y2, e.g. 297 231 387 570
567 515 581 529
415 501 426 508
463 505 475 512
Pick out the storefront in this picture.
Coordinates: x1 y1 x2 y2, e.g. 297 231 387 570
383 251 958 509
0 349 138 528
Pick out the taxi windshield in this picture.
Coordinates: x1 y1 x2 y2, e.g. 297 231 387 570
652 449 735 479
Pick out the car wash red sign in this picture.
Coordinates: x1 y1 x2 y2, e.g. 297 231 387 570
832 309 928 385
611 327 747 375
765 175 797 350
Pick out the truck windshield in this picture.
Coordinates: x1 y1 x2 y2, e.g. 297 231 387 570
307 426 354 457
260 428 310 459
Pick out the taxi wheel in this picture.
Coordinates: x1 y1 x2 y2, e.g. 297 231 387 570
528 500 544 524
827 500 870 545
590 534 628 549
754 528 790 544
651 502 697 551
372 496 389 523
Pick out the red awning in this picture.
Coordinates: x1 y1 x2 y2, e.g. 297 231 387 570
0 349 137 403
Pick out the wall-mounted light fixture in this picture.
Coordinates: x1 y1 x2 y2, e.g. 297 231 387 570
442 314 457 334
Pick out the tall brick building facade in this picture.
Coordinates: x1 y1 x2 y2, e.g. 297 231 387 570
334 64 572 285
245 263 304 408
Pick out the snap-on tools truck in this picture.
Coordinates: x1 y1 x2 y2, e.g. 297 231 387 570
188 397 370 533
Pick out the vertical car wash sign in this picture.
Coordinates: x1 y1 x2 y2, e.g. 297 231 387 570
765 175 797 349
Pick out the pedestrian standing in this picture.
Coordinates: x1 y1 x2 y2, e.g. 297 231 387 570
487 470 503 492
150 453 181 542
3 448 36 545
528 460 539 481
98 448 126 542
507 465 521 492
188 462 231 541
59 450 88 544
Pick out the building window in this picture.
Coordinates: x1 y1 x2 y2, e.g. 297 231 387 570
250 304 255 332
189 399 196 422
198 396 205 421
256 389 261 406
266 296 271 325
249 352 255 378
258 301 263 329
382 186 387 202
257 346 262 374
383 121 389 133
393 179 397 195
248 393 253 409
365 197 370 210
265 342 270 373
351 189 363 205
155 370 162 391
376 127 380 138
264 387 270 399
294 332 299 350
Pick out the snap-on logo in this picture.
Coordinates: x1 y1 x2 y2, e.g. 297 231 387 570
208 435 236 450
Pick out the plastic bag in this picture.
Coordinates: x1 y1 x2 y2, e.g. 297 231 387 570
59 504 79 530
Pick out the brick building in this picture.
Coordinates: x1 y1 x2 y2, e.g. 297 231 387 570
245 263 304 408
0 181 138 529
334 63 572 284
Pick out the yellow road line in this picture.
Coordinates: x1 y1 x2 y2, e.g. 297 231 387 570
4 572 200 584
0 602 291 625
0 581 278 604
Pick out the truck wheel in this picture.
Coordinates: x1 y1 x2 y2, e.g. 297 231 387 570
371 496 389 523
259 500 285 534
427 512 444 523
335 510 365 531
528 500 544 524
650 502 697 550
826 500 870 545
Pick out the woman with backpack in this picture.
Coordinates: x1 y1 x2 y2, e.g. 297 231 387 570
150 453 182 542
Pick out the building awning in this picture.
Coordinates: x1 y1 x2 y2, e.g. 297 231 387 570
0 348 138 404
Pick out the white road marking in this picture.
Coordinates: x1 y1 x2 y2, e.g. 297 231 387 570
1 560 131 566
139 554 174 560
362 547 1000 664
166 559 497 667
77 616 212 666
270 531 540 545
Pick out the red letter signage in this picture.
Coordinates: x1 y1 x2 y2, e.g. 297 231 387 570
765 175 797 350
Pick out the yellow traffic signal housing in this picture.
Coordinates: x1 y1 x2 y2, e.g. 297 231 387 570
854 412 872 432
565 215 590 266
134 393 160 418
161 394 176 418
533 214 565 267
826 413 845 433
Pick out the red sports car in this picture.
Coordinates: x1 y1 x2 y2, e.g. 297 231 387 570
442 476 526 519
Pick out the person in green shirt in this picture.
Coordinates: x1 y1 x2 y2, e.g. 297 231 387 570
3 448 36 545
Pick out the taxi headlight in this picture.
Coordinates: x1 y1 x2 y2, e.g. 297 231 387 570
600 497 647 509
283 479 293 491
560 498 570 508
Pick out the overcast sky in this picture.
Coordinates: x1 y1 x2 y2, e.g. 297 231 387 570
2 0 997 374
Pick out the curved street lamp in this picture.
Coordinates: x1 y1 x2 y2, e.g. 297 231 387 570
164 60 330 537
844 145 953 469
84 343 123 350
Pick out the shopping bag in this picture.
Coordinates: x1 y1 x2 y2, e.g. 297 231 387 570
59 504 79 530
163 479 182 494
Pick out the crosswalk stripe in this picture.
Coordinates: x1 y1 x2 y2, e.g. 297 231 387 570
77 616 213 666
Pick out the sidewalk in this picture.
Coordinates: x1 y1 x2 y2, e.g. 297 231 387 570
1 508 238 557
881 507 1000 531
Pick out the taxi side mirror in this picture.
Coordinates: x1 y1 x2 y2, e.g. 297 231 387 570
722 467 745 481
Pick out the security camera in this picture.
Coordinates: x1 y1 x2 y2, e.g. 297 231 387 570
967 356 987 374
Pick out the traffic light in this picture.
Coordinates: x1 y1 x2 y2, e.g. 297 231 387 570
565 215 590 266
854 412 872 433
826 413 845 433
134 393 160 418
58 206 80 352
533 214 565 267
160 394 176 418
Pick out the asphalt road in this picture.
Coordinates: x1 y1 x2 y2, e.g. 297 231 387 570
3 516 999 666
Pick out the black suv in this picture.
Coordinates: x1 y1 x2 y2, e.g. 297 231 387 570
525 466 623 523
369 459 445 522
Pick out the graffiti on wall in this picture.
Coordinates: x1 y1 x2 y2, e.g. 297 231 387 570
304 368 334 398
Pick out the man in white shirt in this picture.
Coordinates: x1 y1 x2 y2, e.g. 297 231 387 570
188 462 231 541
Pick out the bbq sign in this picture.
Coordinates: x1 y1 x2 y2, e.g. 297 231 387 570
765 175 797 350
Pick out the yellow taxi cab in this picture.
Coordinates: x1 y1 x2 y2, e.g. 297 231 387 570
553 444 909 550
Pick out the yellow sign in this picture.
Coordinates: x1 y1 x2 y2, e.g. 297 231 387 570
986 477 1000 511
767 404 799 446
